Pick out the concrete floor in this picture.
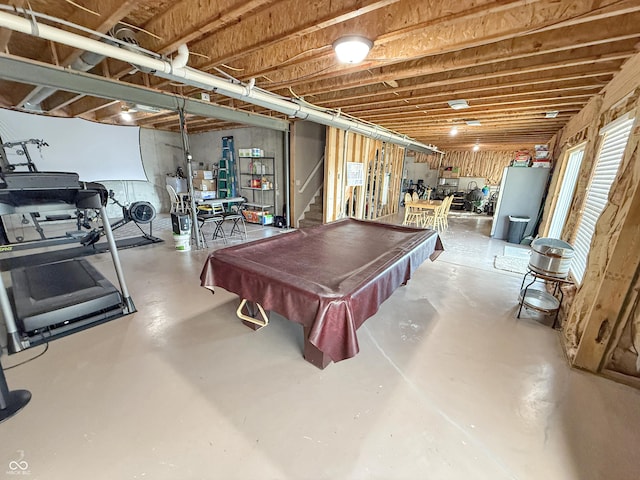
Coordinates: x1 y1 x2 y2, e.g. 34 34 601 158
2 213 639 479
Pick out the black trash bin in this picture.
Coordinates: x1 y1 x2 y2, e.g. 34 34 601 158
507 215 530 244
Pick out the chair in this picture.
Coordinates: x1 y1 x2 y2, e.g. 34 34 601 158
442 195 454 230
166 184 186 214
223 204 247 240
411 191 419 202
402 193 423 228
424 202 447 232
197 203 227 245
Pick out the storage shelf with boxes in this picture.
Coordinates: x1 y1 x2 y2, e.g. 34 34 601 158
193 169 217 196
238 154 276 225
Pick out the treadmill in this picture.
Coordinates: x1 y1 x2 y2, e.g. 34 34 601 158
0 165 136 353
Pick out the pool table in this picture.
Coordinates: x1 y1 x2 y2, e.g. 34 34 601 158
200 218 443 368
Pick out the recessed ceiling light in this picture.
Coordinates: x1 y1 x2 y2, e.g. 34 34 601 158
448 99 470 110
473 144 480 151
465 119 481 126
545 111 559 118
333 36 373 64
450 126 458 136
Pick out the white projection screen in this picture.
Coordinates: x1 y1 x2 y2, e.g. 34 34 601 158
0 108 147 181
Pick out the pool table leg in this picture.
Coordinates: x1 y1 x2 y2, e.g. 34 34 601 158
303 326 332 369
237 299 270 329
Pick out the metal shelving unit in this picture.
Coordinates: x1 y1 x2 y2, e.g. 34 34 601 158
238 156 276 224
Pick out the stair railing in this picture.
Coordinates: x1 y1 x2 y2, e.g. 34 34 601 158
298 154 324 194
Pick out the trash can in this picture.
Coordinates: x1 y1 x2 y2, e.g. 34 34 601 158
507 215 530 244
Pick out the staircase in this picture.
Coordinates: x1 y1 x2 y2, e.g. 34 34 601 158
298 188 323 229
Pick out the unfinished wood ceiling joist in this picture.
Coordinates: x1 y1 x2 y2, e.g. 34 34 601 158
0 0 637 150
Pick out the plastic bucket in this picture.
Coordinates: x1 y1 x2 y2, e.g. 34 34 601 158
172 233 191 252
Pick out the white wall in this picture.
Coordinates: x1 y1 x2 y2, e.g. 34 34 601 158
404 157 438 188
101 128 184 217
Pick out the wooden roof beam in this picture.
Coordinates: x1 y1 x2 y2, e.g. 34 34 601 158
143 0 399 92
322 76 606 114
189 0 399 70
361 101 586 121
305 50 630 106
312 65 618 107
347 93 595 117
142 0 280 55
204 0 537 83
211 0 638 90
273 16 640 96
16 0 138 109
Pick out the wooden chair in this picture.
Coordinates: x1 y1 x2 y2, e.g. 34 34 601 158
424 202 447 232
402 193 423 228
442 195 454 229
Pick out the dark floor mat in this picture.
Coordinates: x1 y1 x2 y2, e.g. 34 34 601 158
0 236 163 270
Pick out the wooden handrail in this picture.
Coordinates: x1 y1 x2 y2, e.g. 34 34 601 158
298 154 324 194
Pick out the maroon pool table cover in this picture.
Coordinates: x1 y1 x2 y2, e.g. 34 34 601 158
200 218 443 362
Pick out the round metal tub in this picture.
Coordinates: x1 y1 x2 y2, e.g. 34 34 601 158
529 237 574 278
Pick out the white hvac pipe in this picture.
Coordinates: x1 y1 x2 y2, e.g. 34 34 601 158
171 43 189 69
0 11 439 153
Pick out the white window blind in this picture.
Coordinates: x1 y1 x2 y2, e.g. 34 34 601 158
570 115 635 284
548 145 584 239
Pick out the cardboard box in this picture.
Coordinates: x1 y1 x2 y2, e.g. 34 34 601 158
239 148 252 157
242 210 260 223
193 179 216 191
193 170 214 179
532 160 551 168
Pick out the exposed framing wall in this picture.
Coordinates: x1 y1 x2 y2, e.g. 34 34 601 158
542 52 640 384
324 127 404 223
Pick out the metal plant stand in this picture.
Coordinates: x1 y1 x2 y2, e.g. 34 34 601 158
517 268 571 329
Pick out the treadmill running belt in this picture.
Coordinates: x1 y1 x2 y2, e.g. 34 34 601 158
11 258 123 332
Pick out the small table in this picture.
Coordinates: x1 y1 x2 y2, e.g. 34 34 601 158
406 199 442 211
517 268 572 329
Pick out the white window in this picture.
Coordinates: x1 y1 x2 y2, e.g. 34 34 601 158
547 145 585 239
570 114 636 284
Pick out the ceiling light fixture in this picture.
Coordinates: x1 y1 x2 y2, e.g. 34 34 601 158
465 119 481 126
545 111 559 118
450 126 458 136
333 36 373 64
447 99 470 110
473 144 480 152
120 111 132 121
